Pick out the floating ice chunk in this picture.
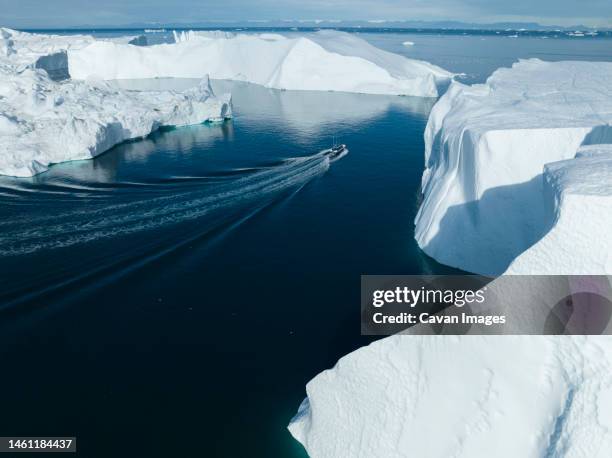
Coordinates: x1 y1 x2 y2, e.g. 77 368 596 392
69 30 452 97
402 41 415 46
415 59 612 275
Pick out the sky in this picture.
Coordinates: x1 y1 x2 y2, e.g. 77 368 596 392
0 0 610 28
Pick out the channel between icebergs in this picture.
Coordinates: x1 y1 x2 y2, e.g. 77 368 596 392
0 150 334 308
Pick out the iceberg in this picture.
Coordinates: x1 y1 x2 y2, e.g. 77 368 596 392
1 27 145 78
0 28 231 177
1 27 94 70
415 59 612 275
289 335 612 458
289 60 612 457
68 30 452 97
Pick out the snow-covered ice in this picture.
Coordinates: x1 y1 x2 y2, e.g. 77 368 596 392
289 335 612 458
0 71 231 177
290 275 612 457
289 60 612 457
68 30 452 97
415 59 612 275
1 27 145 77
506 146 612 275
1 28 94 70
0 28 231 177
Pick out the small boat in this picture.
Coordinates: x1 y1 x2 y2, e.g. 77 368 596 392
322 139 349 162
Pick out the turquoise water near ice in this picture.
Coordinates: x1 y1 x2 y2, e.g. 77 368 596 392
0 30 611 457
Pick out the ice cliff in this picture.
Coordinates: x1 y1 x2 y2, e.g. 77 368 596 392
0 28 231 177
415 59 612 275
506 145 612 275
67 30 452 97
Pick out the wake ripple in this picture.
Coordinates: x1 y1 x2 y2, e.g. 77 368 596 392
0 152 330 257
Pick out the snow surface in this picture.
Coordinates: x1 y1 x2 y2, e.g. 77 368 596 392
68 30 452 97
1 28 94 71
289 335 612 458
0 28 231 177
0 27 145 76
506 146 612 274
415 59 612 275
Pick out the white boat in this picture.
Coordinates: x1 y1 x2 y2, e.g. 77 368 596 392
322 143 349 162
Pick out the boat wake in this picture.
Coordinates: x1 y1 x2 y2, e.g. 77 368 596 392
0 150 334 308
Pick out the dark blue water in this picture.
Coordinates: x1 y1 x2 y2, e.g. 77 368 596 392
1 31 611 457
0 80 459 457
